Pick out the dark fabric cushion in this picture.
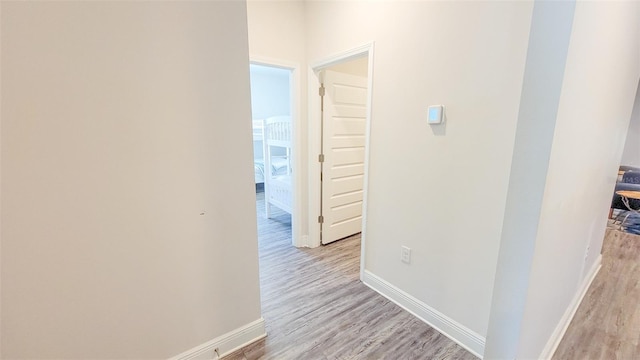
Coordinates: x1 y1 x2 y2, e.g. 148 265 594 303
622 171 640 184
612 183 640 210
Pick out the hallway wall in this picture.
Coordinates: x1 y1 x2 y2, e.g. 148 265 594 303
304 1 533 347
1 2 262 358
516 2 640 357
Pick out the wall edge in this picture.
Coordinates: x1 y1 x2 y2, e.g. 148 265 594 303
540 254 602 360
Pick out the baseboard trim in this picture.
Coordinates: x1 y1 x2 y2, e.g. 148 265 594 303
169 317 266 360
362 270 485 358
296 234 311 248
539 254 602 359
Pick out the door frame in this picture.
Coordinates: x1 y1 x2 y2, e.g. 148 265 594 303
308 42 375 279
250 56 303 248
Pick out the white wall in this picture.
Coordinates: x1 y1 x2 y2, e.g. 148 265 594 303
516 2 640 358
305 0 533 342
249 64 290 161
620 84 640 167
1 2 263 358
246 1 306 68
249 64 291 120
483 2 578 357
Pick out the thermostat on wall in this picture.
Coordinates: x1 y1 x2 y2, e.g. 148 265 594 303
428 105 444 124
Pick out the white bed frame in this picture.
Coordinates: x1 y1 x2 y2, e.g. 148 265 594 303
252 119 266 184
263 116 292 217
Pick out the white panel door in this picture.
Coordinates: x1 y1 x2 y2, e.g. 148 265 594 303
321 70 368 245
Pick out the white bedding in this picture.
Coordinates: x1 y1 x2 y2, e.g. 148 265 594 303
254 157 289 184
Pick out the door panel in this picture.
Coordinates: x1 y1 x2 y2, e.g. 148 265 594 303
334 84 367 105
331 175 364 196
331 136 365 149
332 118 366 136
330 190 363 206
331 164 364 179
321 70 368 245
332 201 363 224
331 148 365 166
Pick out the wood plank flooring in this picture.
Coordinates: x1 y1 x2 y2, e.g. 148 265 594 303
225 191 477 360
554 229 640 359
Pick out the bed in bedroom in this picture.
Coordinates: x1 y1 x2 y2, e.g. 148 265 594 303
253 119 266 184
253 119 288 184
252 116 293 217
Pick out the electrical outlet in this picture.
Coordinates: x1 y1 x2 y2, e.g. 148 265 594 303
401 246 411 264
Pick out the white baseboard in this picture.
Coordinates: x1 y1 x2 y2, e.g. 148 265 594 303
169 318 266 360
539 254 602 359
362 270 485 358
298 235 310 248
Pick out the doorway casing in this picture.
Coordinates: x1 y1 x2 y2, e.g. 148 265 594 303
251 57 303 247
308 42 375 280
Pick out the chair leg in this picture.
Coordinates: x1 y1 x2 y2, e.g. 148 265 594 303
609 208 614 219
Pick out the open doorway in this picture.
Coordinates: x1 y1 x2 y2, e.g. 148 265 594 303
249 63 295 241
610 79 640 233
318 57 370 245
308 44 374 281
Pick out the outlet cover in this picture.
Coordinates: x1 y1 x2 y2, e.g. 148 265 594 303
401 246 411 264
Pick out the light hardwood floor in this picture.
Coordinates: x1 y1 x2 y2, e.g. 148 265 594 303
225 191 477 360
554 229 640 359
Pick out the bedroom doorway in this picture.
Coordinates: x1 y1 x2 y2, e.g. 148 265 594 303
249 62 297 246
310 44 374 255
318 57 369 245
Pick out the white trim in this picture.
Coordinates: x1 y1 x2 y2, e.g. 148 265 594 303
363 270 485 358
250 57 306 248
308 42 375 252
360 44 375 280
251 56 297 71
539 254 602 360
307 70 322 248
310 43 374 72
169 318 266 360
